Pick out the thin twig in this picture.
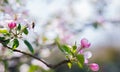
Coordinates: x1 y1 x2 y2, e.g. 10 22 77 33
2 44 70 69
52 60 70 69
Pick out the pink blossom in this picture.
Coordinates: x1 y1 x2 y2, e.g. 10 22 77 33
8 22 16 29
78 49 83 54
81 38 91 48
84 59 88 64
89 63 99 71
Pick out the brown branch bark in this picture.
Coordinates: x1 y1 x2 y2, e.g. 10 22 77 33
3 45 70 69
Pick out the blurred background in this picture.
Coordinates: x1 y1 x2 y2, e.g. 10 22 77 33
0 0 120 72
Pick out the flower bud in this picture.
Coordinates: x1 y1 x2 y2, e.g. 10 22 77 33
8 22 16 29
89 63 99 71
81 38 91 48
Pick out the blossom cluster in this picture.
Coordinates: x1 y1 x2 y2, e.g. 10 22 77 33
79 38 99 71
56 37 99 71
0 19 100 72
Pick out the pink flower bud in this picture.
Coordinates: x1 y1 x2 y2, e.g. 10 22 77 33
8 22 16 29
81 38 91 48
89 63 99 71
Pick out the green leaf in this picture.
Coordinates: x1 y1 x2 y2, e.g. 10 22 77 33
67 62 72 69
73 45 77 50
0 37 10 46
0 28 8 34
56 40 64 52
17 24 21 31
4 33 11 36
0 37 5 41
29 65 53 72
29 65 40 72
55 37 72 55
77 61 83 68
3 39 10 45
23 27 28 35
72 45 77 53
76 54 84 68
24 40 34 54
12 39 19 49
2 39 10 46
62 45 72 55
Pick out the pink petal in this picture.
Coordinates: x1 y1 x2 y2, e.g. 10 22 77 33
81 38 91 48
89 63 99 71
8 22 16 29
84 59 88 64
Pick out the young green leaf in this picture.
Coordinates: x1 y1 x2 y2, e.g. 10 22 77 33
62 45 72 55
24 40 34 54
12 39 19 49
4 39 10 45
55 37 72 55
28 65 40 72
72 45 77 53
77 61 83 68
0 28 8 34
1 39 10 46
56 40 64 52
73 45 77 50
23 27 28 35
17 24 21 31
67 62 72 69
76 54 84 68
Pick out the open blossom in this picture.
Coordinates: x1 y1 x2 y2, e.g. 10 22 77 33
83 51 92 64
89 63 99 71
78 38 99 71
84 51 92 59
81 38 91 48
8 22 16 29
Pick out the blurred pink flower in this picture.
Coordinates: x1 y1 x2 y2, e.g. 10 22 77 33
89 63 99 71
8 22 16 29
81 38 91 48
78 49 83 54
84 59 88 64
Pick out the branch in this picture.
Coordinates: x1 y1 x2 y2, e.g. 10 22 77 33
2 45 70 69
52 59 70 69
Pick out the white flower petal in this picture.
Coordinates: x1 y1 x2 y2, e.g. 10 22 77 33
84 51 92 59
